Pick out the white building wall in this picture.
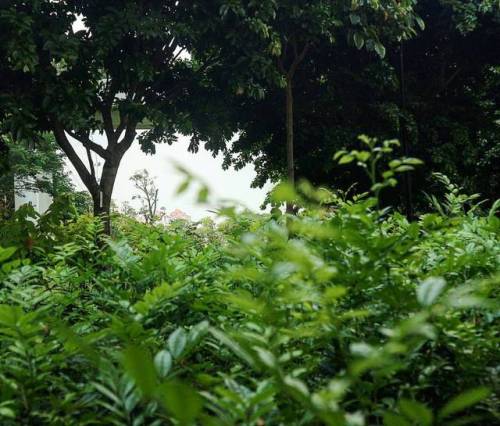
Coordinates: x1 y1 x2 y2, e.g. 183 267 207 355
14 175 53 215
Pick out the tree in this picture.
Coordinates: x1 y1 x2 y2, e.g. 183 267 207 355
216 0 499 209
130 169 162 225
0 0 231 233
120 200 138 219
0 133 74 217
70 190 93 216
205 0 421 212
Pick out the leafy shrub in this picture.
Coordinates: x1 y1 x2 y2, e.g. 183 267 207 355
0 139 498 425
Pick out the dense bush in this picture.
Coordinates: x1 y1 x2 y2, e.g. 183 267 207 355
0 141 498 425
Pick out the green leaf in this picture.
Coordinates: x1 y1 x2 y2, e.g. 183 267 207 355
438 387 491 419
197 186 209 203
404 158 424 165
389 160 402 169
161 381 203 425
355 151 370 162
350 14 361 25
122 346 157 397
176 179 191 195
0 247 16 263
168 328 187 358
394 165 414 172
209 327 255 367
384 412 411 426
399 399 433 425
339 154 354 165
417 277 446 306
154 350 172 378
0 407 15 419
283 376 309 399
415 16 426 31
188 320 209 344
254 347 277 369
374 42 386 58
271 182 297 202
354 33 365 49
333 150 348 160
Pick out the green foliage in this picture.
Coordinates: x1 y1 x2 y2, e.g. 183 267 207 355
0 133 75 217
0 144 498 425
218 0 500 205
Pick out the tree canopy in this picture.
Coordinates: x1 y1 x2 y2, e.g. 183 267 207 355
0 0 234 231
216 0 500 208
194 0 422 211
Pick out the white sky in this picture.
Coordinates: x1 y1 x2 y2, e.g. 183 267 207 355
65 133 271 220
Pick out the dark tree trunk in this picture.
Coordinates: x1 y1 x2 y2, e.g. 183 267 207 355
90 152 127 234
279 41 309 215
285 76 295 214
399 42 414 220
1 170 15 219
91 187 112 235
0 138 9 178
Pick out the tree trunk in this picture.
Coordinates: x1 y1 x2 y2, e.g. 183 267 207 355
92 189 112 235
92 156 122 235
52 117 136 235
285 75 295 214
399 42 413 220
1 169 15 219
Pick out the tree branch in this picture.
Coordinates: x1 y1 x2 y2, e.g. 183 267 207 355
117 119 137 155
86 147 96 179
100 104 116 146
277 40 288 75
53 122 98 193
171 47 186 63
66 130 110 160
115 113 129 141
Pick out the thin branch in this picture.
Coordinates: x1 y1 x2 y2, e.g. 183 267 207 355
66 130 110 160
86 147 96 179
171 47 186 63
115 113 129 141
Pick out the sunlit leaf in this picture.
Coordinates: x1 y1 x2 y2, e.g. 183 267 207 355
417 277 446 306
439 387 491 419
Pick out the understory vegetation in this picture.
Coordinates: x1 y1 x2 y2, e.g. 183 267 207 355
0 141 498 425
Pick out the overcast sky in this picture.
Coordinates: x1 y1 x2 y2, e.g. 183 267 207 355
65 133 271 220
